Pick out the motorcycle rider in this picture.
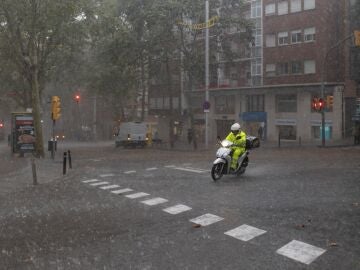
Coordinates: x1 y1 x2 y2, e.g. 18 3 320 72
225 123 246 171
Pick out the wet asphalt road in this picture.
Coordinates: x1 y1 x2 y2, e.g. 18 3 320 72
0 141 359 269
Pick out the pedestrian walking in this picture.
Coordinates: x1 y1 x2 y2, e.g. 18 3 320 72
187 128 193 145
352 123 360 145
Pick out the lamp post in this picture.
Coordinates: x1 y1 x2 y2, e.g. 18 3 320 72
205 0 209 149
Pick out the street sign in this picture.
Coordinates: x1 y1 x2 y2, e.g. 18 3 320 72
203 101 210 113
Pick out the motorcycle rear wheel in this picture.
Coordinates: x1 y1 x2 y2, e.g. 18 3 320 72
211 164 223 181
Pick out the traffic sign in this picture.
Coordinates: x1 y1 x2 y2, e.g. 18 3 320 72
203 101 210 112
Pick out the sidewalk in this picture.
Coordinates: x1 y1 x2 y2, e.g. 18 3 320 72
0 142 71 195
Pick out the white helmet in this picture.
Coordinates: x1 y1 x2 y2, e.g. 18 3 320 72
231 123 241 131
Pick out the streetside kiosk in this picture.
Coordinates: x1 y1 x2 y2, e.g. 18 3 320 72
11 112 36 155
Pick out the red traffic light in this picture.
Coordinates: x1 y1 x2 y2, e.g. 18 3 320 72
0 122 3 128
74 94 80 103
318 98 324 110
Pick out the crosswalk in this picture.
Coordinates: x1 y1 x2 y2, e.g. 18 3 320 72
80 174 327 266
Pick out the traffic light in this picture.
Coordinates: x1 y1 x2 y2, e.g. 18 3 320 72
0 122 3 128
51 96 61 120
354 30 360 47
326 95 334 109
74 94 80 104
311 97 318 111
318 98 324 111
312 97 325 112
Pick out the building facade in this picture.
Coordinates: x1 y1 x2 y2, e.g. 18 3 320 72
148 0 359 144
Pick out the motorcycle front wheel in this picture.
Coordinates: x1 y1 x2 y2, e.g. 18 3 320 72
211 163 224 181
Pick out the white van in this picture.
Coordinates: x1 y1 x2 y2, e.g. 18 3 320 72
115 122 148 148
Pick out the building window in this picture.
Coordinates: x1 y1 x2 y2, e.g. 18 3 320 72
265 34 276 47
246 95 265 112
304 60 316 74
304 0 315 10
266 64 276 77
279 125 297 140
291 30 302 44
312 126 332 139
276 94 297 112
253 28 262 47
277 62 289 75
251 0 262 18
265 3 276 15
278 1 288 15
304 27 316 42
290 0 301 13
215 95 235 114
251 59 262 76
290 61 302 74
251 46 262 58
278 31 289 45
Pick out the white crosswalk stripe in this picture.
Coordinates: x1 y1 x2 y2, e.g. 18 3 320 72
99 173 115 177
141 197 168 206
276 240 326 265
189 213 224 226
163 204 192 215
125 192 150 199
99 185 120 190
224 224 267 241
111 188 133 194
124 170 136 174
171 167 207 173
82 179 99 183
89 181 109 186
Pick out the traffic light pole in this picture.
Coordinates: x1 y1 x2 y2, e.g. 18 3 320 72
51 120 55 159
320 34 354 147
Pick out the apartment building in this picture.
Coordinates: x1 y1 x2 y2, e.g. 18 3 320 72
148 0 358 143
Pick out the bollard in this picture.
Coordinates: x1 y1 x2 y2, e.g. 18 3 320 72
278 133 281 148
68 150 72 169
63 152 67 175
31 158 38 185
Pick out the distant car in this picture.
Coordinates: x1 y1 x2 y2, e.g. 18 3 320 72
115 122 148 148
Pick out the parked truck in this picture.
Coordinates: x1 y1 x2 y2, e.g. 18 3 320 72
115 122 148 148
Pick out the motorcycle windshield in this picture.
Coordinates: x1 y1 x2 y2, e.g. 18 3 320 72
221 139 233 147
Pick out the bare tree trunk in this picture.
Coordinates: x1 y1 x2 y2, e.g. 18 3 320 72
30 64 44 158
140 52 146 122
165 53 175 148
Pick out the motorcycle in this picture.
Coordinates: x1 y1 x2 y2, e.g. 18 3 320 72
211 136 259 181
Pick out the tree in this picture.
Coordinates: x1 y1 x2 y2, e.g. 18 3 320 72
0 0 96 157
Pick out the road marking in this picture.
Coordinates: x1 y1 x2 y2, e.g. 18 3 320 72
125 192 150 199
89 181 109 186
163 204 192 215
99 173 115 177
172 167 207 173
224 224 267 241
190 213 224 226
82 179 99 183
141 197 168 206
100 184 120 190
276 240 326 265
146 167 158 171
124 170 136 174
111 188 133 194
164 165 176 168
